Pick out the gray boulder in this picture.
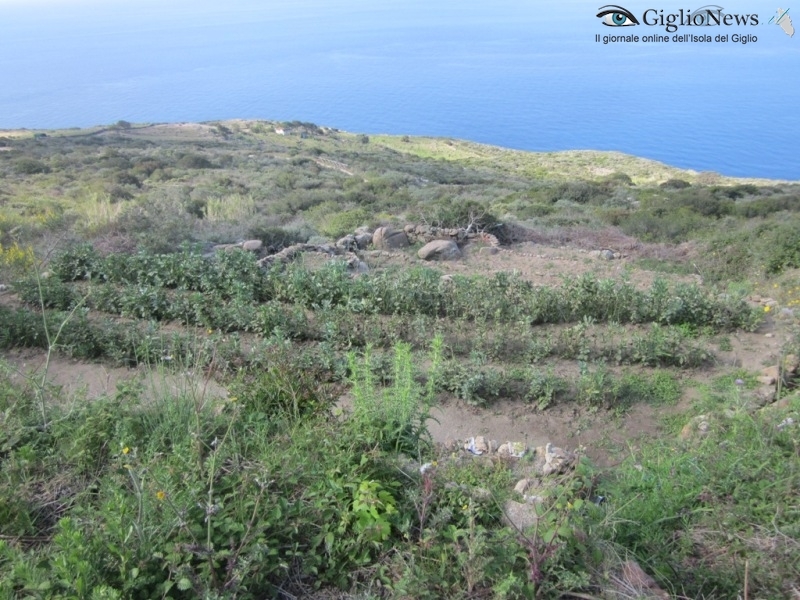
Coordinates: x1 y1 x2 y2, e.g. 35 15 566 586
541 443 576 476
418 240 461 261
241 240 263 252
335 235 358 252
373 227 409 250
354 233 373 249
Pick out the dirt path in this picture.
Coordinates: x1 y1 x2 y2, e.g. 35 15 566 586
1 348 228 406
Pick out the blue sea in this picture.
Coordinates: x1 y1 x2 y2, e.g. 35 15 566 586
1 0 799 179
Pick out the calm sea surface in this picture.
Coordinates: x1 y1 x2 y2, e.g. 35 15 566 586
1 0 799 179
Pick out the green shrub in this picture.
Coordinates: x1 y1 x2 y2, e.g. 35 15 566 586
659 178 690 189
14 157 50 174
246 224 309 250
618 206 707 242
422 199 499 231
16 275 81 310
315 207 370 238
524 368 568 410
229 358 330 423
761 222 800 274
544 181 608 205
176 153 215 169
50 244 103 281
348 337 442 454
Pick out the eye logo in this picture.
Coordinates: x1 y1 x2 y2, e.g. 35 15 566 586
596 5 641 26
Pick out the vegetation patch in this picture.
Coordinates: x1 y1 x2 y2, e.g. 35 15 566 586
0 121 796 598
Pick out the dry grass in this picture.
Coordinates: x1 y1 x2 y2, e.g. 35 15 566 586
371 134 787 186
503 223 699 263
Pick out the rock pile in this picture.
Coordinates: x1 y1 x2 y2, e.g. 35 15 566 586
752 353 798 406
457 435 579 532
212 222 506 273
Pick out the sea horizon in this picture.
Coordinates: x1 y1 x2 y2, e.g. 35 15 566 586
1 0 799 180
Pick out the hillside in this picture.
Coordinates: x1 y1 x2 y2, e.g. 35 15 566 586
0 120 798 599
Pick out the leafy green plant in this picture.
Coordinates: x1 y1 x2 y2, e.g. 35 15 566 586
576 362 613 407
525 368 568 410
348 336 442 454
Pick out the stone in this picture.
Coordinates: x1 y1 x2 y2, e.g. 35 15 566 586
784 354 799 374
757 374 777 386
497 441 527 458
241 240 263 252
346 258 369 275
503 500 539 531
372 227 409 250
403 224 416 234
759 365 780 385
335 235 358 252
354 225 372 235
479 246 499 255
464 436 489 455
679 414 711 441
439 274 455 284
599 249 615 260
542 443 575 475
418 240 462 261
514 479 533 495
753 386 777 406
354 233 373 249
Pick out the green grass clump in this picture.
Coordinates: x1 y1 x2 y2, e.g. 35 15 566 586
597 392 800 598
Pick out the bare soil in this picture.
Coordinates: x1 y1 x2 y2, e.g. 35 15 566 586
1 348 228 406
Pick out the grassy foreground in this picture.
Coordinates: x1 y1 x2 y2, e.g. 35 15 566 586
0 120 798 598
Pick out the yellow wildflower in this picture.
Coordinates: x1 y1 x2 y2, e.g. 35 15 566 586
156 490 166 501
122 446 130 455
764 306 771 312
